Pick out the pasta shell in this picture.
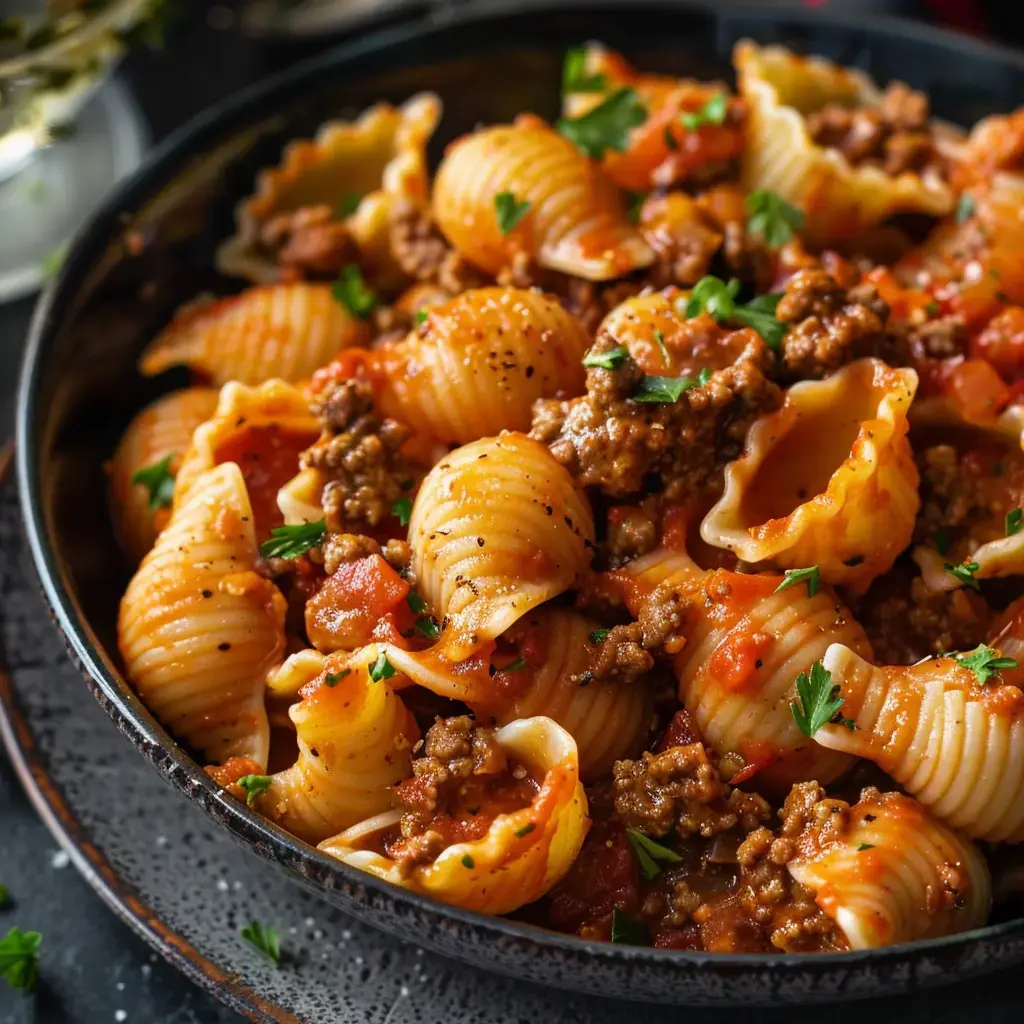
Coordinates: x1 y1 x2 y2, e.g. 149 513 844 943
410 431 595 660
118 463 286 768
787 789 991 949
432 117 654 281
318 716 589 914
470 610 652 780
216 93 441 285
139 284 370 386
259 650 418 844
370 287 590 444
815 644 1024 842
734 41 956 248
701 359 919 593
108 387 219 564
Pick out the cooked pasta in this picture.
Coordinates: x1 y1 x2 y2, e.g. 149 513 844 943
432 117 654 280
108 387 219 563
111 40 1024 955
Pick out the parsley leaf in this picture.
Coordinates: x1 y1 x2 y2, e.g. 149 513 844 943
953 644 1018 686
625 829 682 881
583 344 629 370
562 46 608 93
791 661 852 738
241 921 280 965
369 650 395 682
857 843 875 852
631 374 701 403
501 656 528 672
331 264 378 319
746 189 805 249
515 822 536 838
680 92 728 131
415 616 441 640
236 774 271 807
944 560 981 591
1007 508 1023 537
414 308 429 326
774 565 820 597
407 592 429 615
685 276 787 350
697 367 712 386
610 908 650 946
589 628 610 644
461 854 475 869
131 454 176 511
557 87 647 160
626 190 647 224
392 497 412 527
0 927 41 994
956 192 975 224
259 519 326 560
324 669 351 687
495 191 531 235
685 275 740 320
337 191 362 217
653 329 670 362
732 292 787 351
663 125 680 151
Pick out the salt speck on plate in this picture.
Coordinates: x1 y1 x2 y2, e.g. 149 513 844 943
50 849 71 869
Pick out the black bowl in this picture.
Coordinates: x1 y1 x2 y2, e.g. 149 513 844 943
16 0 1024 1006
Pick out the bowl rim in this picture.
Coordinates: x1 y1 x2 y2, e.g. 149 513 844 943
16 0 1024 982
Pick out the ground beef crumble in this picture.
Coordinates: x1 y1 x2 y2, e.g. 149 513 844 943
259 204 356 278
388 199 489 293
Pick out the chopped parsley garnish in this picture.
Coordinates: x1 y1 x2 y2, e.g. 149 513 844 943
680 92 728 131
236 774 271 807
857 843 875 852
653 329 670 362
925 301 939 317
461 854 475 869
241 921 280 966
515 823 536 838
407 592 429 615
956 192 976 224
697 367 712 386
944 560 981 591
556 87 647 160
414 308 429 326
791 661 853 738
610 908 650 946
131 454 176 511
1007 508 1023 537
625 829 682 881
685 275 786 350
562 46 608 93
325 669 351 687
391 497 412 526
415 616 441 640
630 374 701 404
495 191 531 235
953 644 1018 686
331 264 378 319
0 927 41 994
583 344 629 370
935 526 951 556
626 191 647 224
259 519 326 560
589 628 610 644
369 650 395 682
663 125 680 151
501 656 528 672
745 189 805 249
774 565 820 598
337 191 362 217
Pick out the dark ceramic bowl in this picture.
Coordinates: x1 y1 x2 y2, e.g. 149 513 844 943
16 0 1024 1006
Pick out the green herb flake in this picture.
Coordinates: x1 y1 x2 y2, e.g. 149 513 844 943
956 193 976 224
625 828 683 881
589 628 611 644
944 560 981 591
324 669 352 687
630 374 700 404
414 308 429 326
626 190 647 224
732 292 787 351
926 301 939 317
556 87 647 160
407 592 429 615
653 329 670 362
515 823 536 838
337 191 362 217
857 843 875 852
953 644 1018 686
236 774 272 807
562 46 608 94
745 189 805 249
680 92 728 131
610 908 650 946
391 497 413 527
0 927 41 994
791 661 853 738
663 125 680 151
685 275 740 320
697 367 712 386
259 519 326 560
495 191 531 235
685 275 787 351
241 921 280 966
415 616 441 640
131 453 176 511
1006 508 1023 537
774 565 820 598
583 344 629 370
331 264 378 319
369 650 396 683
461 854 475 869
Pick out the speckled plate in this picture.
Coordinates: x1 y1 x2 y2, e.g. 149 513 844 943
15 0 1024 1009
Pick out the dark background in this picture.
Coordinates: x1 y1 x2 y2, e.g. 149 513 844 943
2 1 1024 1021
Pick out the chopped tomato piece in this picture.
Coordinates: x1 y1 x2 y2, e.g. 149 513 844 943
971 306 1024 383
942 358 1011 421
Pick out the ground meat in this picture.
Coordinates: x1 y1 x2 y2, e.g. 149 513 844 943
388 199 488 293
558 277 647 336
805 82 942 177
905 315 967 360
531 330 780 501
606 506 658 566
382 538 412 575
612 743 771 840
302 377 412 532
321 533 381 575
774 268 908 381
586 623 654 684
259 204 356 277
636 584 688 655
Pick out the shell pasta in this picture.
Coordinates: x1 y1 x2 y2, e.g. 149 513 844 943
110 41 1024 957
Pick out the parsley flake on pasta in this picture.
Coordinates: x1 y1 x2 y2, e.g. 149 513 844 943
241 921 280 966
331 264 378 319
583 344 629 369
131 454 176 511
368 650 396 682
680 92 728 131
391 496 413 526
589 628 610 644
631 374 701 403
953 645 1018 686
259 519 326 560
626 829 682 881
1007 507 1023 536
495 191 531 235
237 774 272 806
791 662 853 738
775 565 821 597
685 276 786 350
746 189 805 249
561 46 608 94
0 927 41 994
944 560 981 591
556 86 647 159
